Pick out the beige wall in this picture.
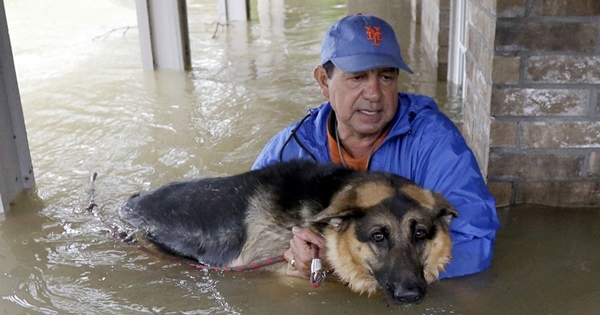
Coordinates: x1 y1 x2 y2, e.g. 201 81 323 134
421 0 451 80
421 0 496 177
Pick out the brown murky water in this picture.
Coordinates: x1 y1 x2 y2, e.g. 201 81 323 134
2 0 599 314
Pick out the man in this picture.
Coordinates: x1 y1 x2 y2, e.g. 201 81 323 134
252 14 500 280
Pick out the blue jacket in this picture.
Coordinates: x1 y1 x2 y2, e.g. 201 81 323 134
252 92 500 279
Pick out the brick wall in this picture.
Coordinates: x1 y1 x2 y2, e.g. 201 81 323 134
461 0 497 176
489 0 600 206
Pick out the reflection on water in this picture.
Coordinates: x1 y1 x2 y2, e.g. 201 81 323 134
1 0 469 314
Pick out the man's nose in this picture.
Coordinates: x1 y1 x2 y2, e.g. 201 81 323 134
362 75 382 102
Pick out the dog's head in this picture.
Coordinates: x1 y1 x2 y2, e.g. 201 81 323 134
308 175 457 305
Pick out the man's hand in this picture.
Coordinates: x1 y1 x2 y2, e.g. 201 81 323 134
284 226 327 279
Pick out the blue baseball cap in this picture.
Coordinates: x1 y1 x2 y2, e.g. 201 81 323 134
320 14 413 74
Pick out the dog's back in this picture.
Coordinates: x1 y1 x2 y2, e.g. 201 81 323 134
119 160 355 265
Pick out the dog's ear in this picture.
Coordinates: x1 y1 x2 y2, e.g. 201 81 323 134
308 206 365 226
306 187 366 229
432 192 458 224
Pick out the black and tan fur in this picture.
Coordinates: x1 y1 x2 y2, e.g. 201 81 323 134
119 160 457 304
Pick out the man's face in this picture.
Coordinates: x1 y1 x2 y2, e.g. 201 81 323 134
315 66 399 139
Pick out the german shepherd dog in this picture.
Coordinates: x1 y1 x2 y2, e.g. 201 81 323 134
118 160 457 305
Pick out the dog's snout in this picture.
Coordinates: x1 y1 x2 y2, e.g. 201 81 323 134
385 279 425 305
393 285 424 304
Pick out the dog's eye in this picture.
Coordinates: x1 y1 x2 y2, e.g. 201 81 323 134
414 229 427 240
372 232 385 242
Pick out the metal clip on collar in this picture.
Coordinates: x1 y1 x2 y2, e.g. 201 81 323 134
310 258 326 287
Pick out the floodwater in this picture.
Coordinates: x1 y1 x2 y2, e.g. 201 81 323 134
1 0 599 314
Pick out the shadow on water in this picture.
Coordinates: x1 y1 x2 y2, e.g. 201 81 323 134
2 0 599 314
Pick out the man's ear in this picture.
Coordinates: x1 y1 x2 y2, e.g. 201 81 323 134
313 66 330 98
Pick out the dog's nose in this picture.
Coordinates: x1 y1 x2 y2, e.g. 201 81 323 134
393 286 423 304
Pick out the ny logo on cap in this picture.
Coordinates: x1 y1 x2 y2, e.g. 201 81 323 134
364 26 382 46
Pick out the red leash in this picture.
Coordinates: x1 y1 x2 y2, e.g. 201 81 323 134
133 239 287 272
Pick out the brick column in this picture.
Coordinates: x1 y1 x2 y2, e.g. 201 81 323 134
489 0 600 206
461 0 497 177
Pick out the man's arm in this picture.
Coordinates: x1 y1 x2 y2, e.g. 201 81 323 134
252 129 290 170
412 119 500 279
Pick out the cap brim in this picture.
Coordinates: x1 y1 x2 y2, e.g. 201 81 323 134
330 54 413 74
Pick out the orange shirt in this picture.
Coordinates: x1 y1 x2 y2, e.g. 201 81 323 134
327 127 389 171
